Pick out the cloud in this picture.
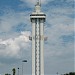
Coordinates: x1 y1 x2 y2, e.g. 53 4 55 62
0 10 30 33
20 0 54 6
20 0 74 5
0 0 74 59
0 31 30 58
0 0 74 74
44 1 74 59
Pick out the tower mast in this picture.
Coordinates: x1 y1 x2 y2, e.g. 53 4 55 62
30 1 46 75
37 0 41 5
39 0 41 6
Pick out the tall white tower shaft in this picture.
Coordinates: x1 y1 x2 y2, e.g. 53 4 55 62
30 1 46 75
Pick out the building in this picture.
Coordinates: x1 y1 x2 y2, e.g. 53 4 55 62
30 1 46 75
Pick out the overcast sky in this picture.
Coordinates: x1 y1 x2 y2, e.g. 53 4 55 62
0 0 74 75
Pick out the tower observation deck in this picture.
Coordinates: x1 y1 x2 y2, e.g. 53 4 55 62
30 1 46 75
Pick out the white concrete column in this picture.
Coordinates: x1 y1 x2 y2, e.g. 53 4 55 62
40 19 44 75
35 18 40 75
32 19 36 75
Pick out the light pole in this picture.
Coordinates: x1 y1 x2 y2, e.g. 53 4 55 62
18 68 19 75
22 60 27 75
57 72 58 75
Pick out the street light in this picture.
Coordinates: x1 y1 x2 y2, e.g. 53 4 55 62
18 68 19 75
22 60 27 75
22 60 27 62
57 72 58 75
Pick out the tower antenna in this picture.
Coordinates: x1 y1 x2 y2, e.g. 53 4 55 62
37 0 41 6
39 0 41 6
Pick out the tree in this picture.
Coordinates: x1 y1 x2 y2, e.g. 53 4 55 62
12 68 16 75
69 72 75 75
63 72 75 75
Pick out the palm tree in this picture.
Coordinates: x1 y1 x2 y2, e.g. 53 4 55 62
12 68 16 75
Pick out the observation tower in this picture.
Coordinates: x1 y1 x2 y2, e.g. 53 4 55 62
30 1 46 75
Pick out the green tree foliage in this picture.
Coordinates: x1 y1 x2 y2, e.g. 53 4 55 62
12 68 16 75
64 72 75 75
69 72 75 75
